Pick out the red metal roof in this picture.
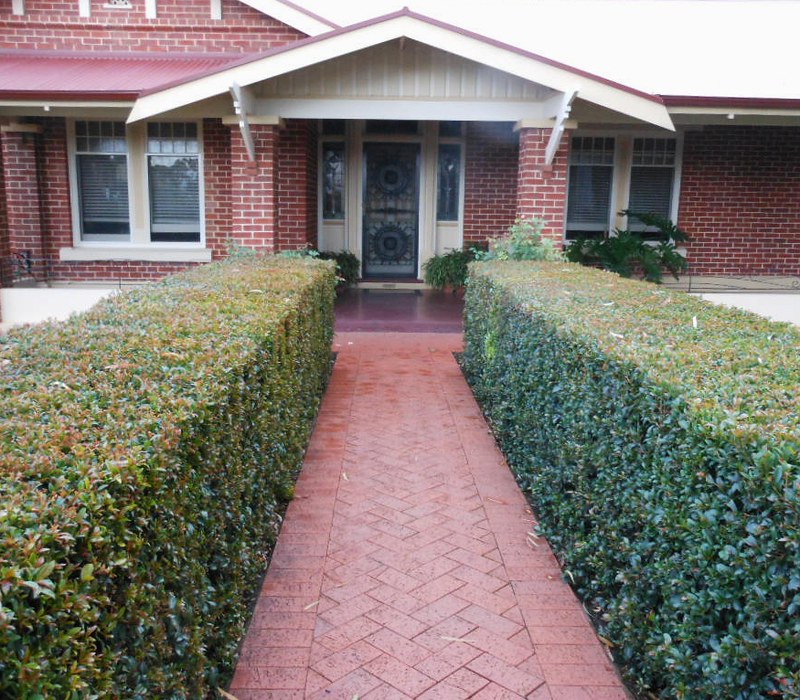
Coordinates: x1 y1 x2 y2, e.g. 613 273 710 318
0 51 248 101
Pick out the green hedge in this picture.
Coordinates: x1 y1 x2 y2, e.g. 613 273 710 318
463 261 800 699
0 255 336 698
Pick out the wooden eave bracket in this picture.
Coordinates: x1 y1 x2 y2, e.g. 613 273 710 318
230 81 257 162
544 89 578 166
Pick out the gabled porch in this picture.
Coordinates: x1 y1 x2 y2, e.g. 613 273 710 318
123 8 673 282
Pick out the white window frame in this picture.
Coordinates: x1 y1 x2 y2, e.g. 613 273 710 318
565 130 683 239
65 119 209 262
436 122 466 226
145 122 203 244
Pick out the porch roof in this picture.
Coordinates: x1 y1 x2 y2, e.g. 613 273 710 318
126 8 674 130
0 51 244 104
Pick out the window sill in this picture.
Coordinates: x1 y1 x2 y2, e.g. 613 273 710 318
59 246 213 263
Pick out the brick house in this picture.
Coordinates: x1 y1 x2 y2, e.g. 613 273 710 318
0 0 798 311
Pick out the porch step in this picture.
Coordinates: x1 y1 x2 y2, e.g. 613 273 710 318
356 279 429 291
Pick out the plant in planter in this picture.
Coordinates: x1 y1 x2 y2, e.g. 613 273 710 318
318 250 360 289
475 217 564 262
565 210 689 283
423 248 477 293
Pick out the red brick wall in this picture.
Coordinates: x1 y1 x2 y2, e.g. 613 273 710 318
0 144 9 286
0 128 44 261
516 127 569 241
203 118 232 258
463 122 519 246
37 118 72 262
680 126 800 275
230 123 277 252
0 0 304 52
277 119 317 252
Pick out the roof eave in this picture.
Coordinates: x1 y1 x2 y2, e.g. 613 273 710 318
126 8 673 130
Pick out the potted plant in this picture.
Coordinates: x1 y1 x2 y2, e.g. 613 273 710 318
423 247 477 294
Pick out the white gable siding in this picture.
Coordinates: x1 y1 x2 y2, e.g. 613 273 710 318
257 40 554 102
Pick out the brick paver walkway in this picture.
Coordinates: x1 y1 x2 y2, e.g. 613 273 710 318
229 333 630 699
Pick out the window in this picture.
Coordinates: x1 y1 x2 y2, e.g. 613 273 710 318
70 120 204 250
437 144 461 221
566 137 615 238
322 142 345 220
565 135 680 239
628 137 676 228
75 121 130 239
147 123 200 243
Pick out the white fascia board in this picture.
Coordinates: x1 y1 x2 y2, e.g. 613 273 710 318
237 0 337 35
668 106 800 117
254 97 555 121
128 13 673 129
0 100 135 111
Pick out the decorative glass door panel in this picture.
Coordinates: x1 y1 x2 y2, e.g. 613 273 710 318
363 143 420 279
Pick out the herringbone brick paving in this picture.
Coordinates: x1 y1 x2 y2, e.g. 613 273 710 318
229 333 630 699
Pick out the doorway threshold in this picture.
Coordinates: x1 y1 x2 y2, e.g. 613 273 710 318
357 279 427 290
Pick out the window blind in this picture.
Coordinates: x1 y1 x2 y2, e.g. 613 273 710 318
77 154 130 236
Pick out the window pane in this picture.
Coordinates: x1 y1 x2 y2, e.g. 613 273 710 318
437 144 461 221
566 164 612 234
77 154 130 236
632 137 676 166
149 155 200 242
566 136 615 237
75 120 126 154
628 166 673 220
570 136 614 165
322 143 345 220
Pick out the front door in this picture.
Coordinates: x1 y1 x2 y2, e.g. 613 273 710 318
362 142 420 279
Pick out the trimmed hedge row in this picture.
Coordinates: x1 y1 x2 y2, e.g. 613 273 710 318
463 261 800 699
0 255 336 698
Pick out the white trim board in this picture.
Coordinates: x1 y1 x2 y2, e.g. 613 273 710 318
127 11 673 131
237 0 338 35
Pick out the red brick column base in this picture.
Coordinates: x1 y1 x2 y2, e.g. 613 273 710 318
229 124 278 253
515 127 569 243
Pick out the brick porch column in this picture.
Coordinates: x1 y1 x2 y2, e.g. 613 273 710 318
0 123 45 277
515 126 570 242
229 123 278 252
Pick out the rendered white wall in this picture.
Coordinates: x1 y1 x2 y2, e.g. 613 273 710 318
698 293 800 327
0 287 116 331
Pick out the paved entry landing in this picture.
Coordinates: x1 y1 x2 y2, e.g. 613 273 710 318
230 333 629 699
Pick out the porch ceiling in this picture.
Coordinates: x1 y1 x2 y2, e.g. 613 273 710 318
127 8 674 131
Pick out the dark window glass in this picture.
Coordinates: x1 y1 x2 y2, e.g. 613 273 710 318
148 123 201 242
365 120 419 135
322 142 345 220
566 137 615 238
437 144 461 221
75 121 130 238
628 138 676 236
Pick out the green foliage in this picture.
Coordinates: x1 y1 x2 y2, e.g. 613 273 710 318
463 261 800 699
423 248 477 291
565 210 689 283
317 250 360 288
475 218 564 262
0 256 336 698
